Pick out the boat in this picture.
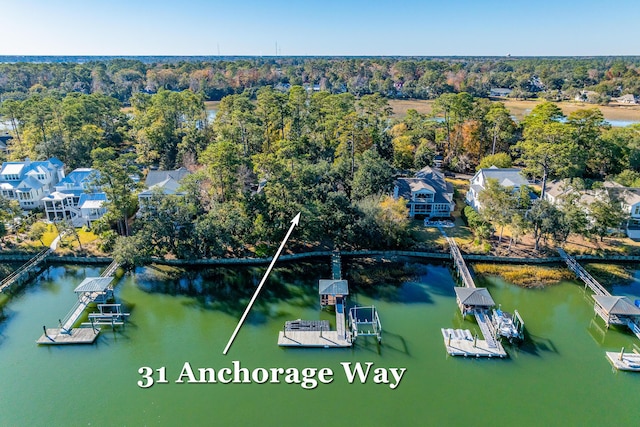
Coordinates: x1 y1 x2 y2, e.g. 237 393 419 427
605 348 640 372
492 308 524 342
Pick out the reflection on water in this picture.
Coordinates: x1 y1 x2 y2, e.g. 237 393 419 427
0 262 638 425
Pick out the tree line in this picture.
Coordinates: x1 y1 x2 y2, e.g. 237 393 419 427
1 57 640 104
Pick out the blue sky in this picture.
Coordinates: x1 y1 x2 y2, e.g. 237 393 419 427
1 0 638 56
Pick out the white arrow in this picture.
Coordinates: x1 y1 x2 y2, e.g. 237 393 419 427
223 212 301 355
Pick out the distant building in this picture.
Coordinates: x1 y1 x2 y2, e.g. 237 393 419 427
490 88 512 97
466 166 531 210
42 168 107 227
614 94 638 105
0 157 65 210
393 166 454 218
0 133 11 153
575 90 601 103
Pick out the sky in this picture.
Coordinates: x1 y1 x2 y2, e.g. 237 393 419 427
1 0 639 56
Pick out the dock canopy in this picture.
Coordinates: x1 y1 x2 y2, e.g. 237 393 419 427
74 277 114 294
593 295 640 317
454 287 495 307
319 279 349 296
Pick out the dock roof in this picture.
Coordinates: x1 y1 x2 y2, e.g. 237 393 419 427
454 287 495 307
74 277 114 293
593 295 640 316
318 279 349 296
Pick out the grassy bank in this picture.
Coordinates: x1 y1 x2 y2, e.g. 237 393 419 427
473 263 575 288
583 263 635 287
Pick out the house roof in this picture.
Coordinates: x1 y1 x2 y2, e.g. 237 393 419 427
1 163 24 175
57 168 97 188
476 167 529 188
42 191 75 201
454 287 495 307
144 167 190 188
79 192 107 209
0 158 63 180
74 277 114 293
593 295 640 316
17 176 43 191
396 167 453 204
606 185 640 207
318 279 349 296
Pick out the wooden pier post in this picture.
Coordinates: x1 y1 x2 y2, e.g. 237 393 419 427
620 347 625 361
473 333 477 348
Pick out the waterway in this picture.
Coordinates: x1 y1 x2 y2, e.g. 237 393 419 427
0 261 638 426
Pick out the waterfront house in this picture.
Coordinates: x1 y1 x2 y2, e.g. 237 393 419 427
545 180 640 239
42 168 107 227
138 167 191 210
393 166 454 219
0 157 65 210
574 90 601 103
466 166 530 210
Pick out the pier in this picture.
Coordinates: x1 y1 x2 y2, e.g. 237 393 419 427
441 233 512 357
0 248 51 294
558 248 640 340
37 261 128 345
278 250 383 347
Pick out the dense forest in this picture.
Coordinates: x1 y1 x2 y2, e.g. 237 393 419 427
1 57 640 262
1 56 640 103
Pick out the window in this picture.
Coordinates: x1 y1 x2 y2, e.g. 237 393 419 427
634 205 640 216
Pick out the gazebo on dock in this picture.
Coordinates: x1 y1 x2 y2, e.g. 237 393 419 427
74 277 114 303
454 287 495 317
319 279 349 307
592 295 640 328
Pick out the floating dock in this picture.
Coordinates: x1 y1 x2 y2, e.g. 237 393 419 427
605 348 640 372
441 328 507 358
36 327 99 345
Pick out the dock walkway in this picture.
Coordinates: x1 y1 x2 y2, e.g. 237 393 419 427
557 248 609 296
558 248 640 340
445 236 475 288
0 248 51 294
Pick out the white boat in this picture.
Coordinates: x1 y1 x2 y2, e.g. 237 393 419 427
493 308 524 342
605 349 640 372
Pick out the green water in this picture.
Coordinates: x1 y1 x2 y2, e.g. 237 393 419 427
0 262 638 426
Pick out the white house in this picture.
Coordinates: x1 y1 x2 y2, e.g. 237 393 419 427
393 167 454 218
466 166 530 210
545 180 640 239
42 168 107 227
138 167 191 210
0 157 65 210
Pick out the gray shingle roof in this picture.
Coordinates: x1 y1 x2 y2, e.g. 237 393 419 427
454 287 495 307
593 295 640 316
395 167 453 204
479 167 528 187
144 167 190 188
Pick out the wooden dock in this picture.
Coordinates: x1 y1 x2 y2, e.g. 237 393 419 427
445 236 476 288
441 328 507 358
558 248 640 340
605 349 640 372
331 251 342 280
0 248 51 294
557 248 609 296
277 330 352 347
36 328 99 345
